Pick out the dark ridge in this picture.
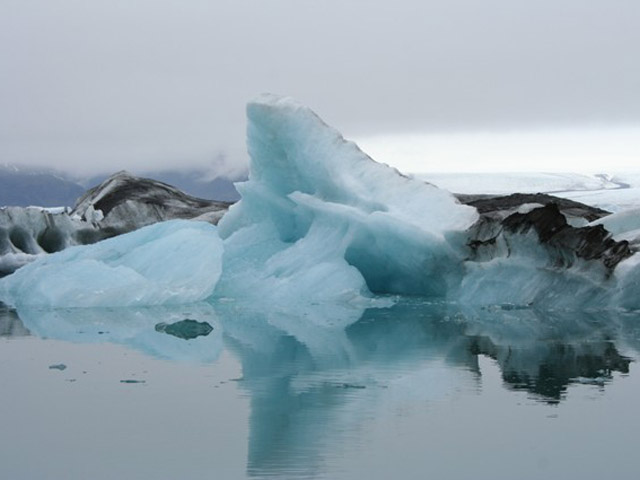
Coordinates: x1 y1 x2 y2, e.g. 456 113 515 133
502 203 632 270
75 172 231 218
456 192 610 222
93 181 216 216
81 169 245 202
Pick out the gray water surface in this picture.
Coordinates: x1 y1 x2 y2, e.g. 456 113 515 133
1 300 639 479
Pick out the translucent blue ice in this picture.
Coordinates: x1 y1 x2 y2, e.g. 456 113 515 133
215 94 478 309
0 220 223 307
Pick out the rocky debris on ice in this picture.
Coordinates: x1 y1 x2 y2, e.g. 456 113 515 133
461 195 633 273
71 171 231 230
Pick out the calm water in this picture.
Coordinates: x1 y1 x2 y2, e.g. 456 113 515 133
1 299 639 479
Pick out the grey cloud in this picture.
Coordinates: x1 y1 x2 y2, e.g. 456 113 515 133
1 0 639 175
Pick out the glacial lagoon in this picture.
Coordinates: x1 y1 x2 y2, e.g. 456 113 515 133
2 300 639 480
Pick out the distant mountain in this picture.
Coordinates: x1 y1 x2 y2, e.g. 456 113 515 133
0 165 85 207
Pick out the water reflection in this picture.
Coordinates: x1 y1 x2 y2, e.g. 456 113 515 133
454 306 633 402
4 300 639 478
219 302 637 477
13 304 223 363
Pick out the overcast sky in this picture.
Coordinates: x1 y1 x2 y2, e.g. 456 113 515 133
1 0 639 177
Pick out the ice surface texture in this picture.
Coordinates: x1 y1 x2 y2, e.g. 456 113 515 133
0 220 223 307
0 206 96 276
216 94 478 307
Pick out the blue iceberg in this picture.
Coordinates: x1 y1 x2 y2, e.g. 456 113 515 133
215 94 478 307
2 94 640 310
0 220 223 307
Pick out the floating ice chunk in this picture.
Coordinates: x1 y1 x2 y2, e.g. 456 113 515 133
217 94 478 304
0 220 223 307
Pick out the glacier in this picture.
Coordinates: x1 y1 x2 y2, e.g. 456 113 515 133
1 94 640 311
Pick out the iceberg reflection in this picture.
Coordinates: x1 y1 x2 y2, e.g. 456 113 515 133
5 300 639 478
217 301 637 477
14 303 223 363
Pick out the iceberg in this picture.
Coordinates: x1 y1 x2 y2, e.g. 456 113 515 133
215 95 640 310
2 93 640 311
215 94 478 306
0 220 223 307
0 171 230 278
0 95 478 309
